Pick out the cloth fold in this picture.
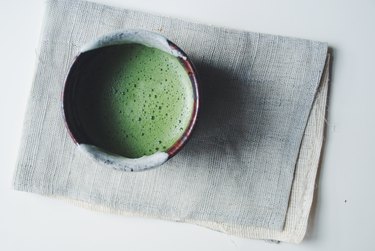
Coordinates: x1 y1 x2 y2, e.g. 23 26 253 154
13 0 330 243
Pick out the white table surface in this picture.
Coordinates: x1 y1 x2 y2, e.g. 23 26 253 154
1 0 374 250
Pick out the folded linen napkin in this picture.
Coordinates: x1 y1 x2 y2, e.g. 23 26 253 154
13 0 330 243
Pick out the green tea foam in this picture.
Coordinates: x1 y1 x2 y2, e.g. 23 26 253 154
75 43 194 158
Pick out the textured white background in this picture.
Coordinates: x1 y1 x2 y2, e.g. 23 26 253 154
1 0 374 250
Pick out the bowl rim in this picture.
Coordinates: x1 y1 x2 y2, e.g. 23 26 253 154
62 29 199 172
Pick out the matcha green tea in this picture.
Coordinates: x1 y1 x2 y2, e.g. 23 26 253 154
75 44 194 158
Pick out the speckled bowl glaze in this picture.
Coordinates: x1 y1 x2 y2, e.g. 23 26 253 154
63 30 199 172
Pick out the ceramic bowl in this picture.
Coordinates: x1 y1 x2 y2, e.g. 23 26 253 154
63 30 199 172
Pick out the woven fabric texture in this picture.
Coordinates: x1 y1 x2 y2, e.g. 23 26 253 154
13 0 329 243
